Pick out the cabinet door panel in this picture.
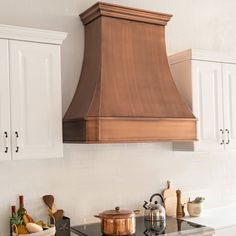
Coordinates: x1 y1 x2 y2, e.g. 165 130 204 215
0 39 11 160
192 60 224 151
223 63 236 150
10 41 63 160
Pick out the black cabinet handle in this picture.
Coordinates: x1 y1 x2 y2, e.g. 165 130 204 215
4 131 8 153
15 131 19 152
225 129 230 145
220 129 224 145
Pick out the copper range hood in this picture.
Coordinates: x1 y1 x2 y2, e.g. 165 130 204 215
63 2 197 143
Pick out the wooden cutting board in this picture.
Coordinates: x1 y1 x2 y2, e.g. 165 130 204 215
163 181 177 217
163 181 188 217
163 181 176 199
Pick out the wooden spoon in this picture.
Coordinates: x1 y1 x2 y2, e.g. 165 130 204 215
53 209 64 221
43 195 54 209
43 195 57 213
48 209 54 218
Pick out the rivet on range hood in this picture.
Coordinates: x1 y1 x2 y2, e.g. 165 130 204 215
63 2 197 143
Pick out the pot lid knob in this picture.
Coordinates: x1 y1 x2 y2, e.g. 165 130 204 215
115 206 120 212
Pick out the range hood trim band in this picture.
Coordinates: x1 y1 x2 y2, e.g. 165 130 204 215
63 117 197 143
80 2 173 26
64 117 197 122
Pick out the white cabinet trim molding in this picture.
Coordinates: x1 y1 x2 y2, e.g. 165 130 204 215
0 24 67 44
169 49 236 65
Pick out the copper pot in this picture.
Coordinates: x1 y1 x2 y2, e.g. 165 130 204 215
94 207 140 235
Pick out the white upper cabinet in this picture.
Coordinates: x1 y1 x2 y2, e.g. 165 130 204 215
169 49 236 152
10 41 63 160
192 60 224 151
0 24 67 160
222 64 236 149
0 39 11 160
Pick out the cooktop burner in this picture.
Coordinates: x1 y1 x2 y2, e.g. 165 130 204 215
71 216 214 236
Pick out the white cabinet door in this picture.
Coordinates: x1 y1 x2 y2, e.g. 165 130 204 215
0 39 11 160
192 60 224 151
222 63 236 150
9 41 63 160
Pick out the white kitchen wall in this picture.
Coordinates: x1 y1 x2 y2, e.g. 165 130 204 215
0 0 236 235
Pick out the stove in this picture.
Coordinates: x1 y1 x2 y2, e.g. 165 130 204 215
71 216 214 236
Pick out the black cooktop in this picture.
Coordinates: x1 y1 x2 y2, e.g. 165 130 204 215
71 216 213 236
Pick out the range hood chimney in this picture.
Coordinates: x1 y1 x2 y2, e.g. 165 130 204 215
63 2 197 143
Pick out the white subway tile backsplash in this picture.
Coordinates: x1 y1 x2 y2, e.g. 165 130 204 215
1 142 236 235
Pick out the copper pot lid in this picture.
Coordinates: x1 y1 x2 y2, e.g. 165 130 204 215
98 207 135 219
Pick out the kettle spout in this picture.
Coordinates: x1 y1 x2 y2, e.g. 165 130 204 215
143 201 149 209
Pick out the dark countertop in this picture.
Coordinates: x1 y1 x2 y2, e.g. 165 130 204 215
71 216 215 236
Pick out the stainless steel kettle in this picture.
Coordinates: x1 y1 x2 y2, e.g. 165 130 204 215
143 193 166 222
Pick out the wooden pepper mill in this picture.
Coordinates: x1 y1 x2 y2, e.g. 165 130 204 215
176 190 184 218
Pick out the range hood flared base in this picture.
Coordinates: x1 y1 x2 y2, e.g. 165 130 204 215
63 117 197 143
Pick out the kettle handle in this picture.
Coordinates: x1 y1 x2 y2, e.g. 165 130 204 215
149 193 164 203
